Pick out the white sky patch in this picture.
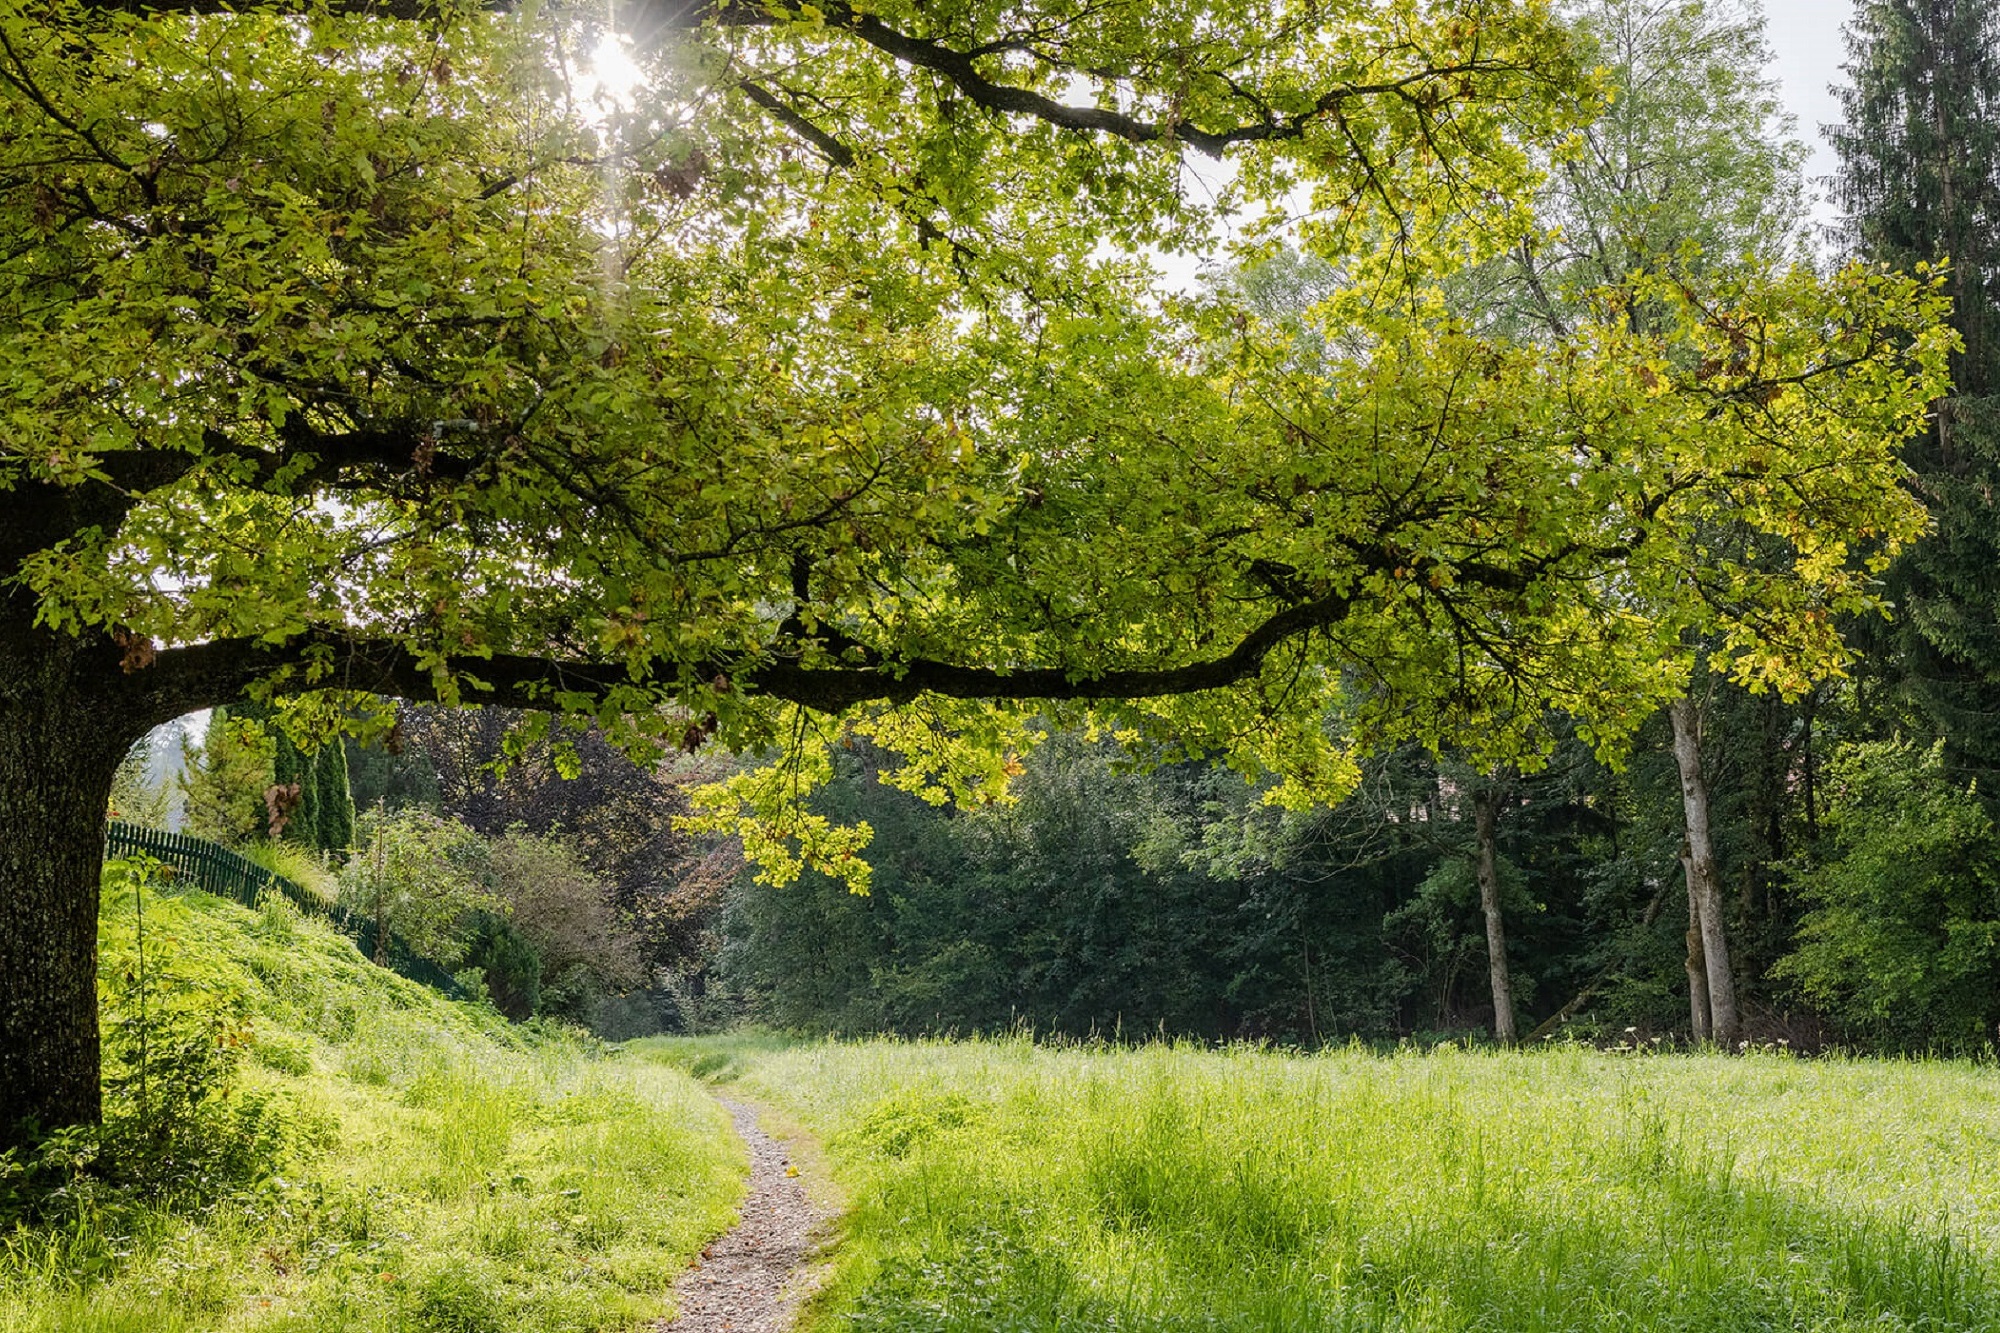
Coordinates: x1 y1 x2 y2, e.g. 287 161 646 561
593 31 644 107
572 29 646 114
1764 0 1858 242
1117 151 1251 297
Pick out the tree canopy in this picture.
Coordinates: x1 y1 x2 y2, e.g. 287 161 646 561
6 0 1949 785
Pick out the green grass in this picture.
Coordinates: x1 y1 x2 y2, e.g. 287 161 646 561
681 1036 2000 1333
234 842 339 906
0 885 742 1333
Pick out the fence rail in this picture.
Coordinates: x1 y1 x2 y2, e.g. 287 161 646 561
104 822 463 998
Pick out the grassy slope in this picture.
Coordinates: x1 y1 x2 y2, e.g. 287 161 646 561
706 1038 2000 1333
1 886 742 1333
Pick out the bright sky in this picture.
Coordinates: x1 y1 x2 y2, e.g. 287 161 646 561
1764 0 1857 234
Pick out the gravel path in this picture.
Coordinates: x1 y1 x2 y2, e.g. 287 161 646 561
661 1097 826 1332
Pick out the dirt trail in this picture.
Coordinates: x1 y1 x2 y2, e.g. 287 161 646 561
661 1097 827 1332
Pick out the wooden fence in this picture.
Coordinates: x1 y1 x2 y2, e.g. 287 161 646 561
107 822 320 912
104 822 463 997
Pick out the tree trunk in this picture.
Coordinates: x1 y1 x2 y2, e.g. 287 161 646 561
1684 869 1712 1042
1671 696 1739 1045
1472 785 1517 1044
0 646 142 1144
373 830 392 966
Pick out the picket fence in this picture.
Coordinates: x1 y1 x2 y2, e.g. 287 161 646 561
104 822 463 997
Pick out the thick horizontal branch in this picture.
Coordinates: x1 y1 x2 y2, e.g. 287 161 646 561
104 421 479 493
757 586 1354 708
128 586 1355 728
811 1 1514 159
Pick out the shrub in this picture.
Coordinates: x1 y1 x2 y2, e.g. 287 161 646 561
484 831 643 1027
458 910 542 1020
339 809 495 969
1777 738 2000 1049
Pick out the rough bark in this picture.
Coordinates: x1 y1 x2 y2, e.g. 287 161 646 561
0 620 149 1142
1671 696 1738 1045
1472 785 1516 1044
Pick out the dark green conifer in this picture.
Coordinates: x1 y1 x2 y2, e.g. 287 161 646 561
314 739 356 853
269 726 320 845
1835 0 2000 777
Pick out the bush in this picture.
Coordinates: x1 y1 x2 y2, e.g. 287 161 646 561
484 831 643 1028
339 809 495 968
458 910 542 1020
1776 739 2000 1049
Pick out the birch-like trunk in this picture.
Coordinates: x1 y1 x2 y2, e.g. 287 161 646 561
1473 786 1517 1044
1684 870 1712 1042
1671 696 1739 1045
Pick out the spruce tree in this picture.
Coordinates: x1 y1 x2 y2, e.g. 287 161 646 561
1835 0 2000 777
270 728 320 846
314 740 356 854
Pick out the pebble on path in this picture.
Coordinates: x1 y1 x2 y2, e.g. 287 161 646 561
660 1096 827 1333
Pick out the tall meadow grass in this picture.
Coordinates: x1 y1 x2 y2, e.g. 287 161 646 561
725 1038 2000 1332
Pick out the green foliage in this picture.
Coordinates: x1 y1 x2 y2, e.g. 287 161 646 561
1389 852 1536 1021
178 709 274 847
722 734 1628 1042
270 719 356 854
346 732 443 815
459 910 543 1022
0 0 1950 889
340 809 497 970
271 727 319 847
1472 0 1808 338
106 734 168 829
315 736 356 854
1778 739 2000 1049
1836 2 2000 780
483 830 644 1027
723 1038 2000 1333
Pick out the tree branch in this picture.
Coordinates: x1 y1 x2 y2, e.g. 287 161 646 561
127 583 1357 729
737 79 856 168
69 0 1527 162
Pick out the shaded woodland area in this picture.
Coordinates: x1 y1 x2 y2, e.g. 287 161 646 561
222 655 1997 1054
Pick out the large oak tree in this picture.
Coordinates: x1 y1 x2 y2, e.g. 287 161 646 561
0 0 1951 1140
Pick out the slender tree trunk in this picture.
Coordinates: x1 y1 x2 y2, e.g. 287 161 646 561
1472 785 1517 1044
1801 693 1819 844
0 638 143 1144
1684 868 1712 1043
373 830 391 966
1671 696 1739 1045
